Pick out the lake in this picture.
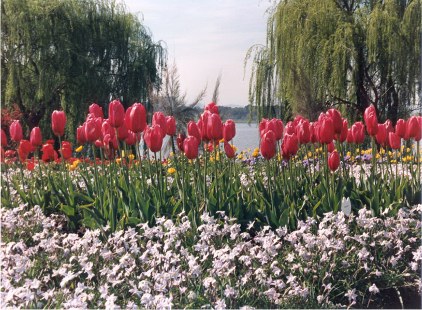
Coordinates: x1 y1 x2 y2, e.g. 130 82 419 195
232 122 260 151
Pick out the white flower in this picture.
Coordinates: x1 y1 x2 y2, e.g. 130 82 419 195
224 285 237 298
214 299 226 310
345 288 357 303
368 283 379 294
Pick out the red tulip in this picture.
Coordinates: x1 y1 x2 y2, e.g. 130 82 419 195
265 118 283 140
125 131 137 146
10 120 23 142
18 140 33 162
310 122 318 143
351 122 365 144
102 119 115 140
61 141 73 160
292 115 304 128
364 105 378 136
183 136 199 159
76 124 87 145
281 133 299 159
296 119 310 144
375 123 387 146
29 127 42 147
108 100 125 128
327 141 335 153
144 125 163 152
285 121 295 135
395 119 406 138
188 121 201 143
94 140 103 148
198 111 212 141
205 102 219 114
388 132 401 149
327 109 342 135
406 116 420 140
103 133 118 150
27 159 35 171
328 150 340 171
223 119 236 142
166 116 176 136
207 113 223 141
1 129 7 147
152 112 167 138
52 110 66 137
346 128 354 144
89 103 104 118
224 142 236 159
338 119 348 143
41 143 58 162
117 122 129 141
259 119 268 137
260 130 276 160
318 114 334 144
177 133 186 152
127 103 147 133
85 117 102 142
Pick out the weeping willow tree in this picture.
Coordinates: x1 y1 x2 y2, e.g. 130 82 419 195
247 0 421 122
1 0 166 139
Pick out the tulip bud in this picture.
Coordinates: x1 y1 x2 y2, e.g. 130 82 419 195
224 142 236 159
127 103 147 133
52 110 66 137
89 103 104 118
10 120 23 142
328 150 340 171
144 125 163 152
165 116 176 136
388 132 401 149
364 104 378 136
1 129 7 147
108 100 125 128
30 127 42 147
223 119 236 142
183 136 199 159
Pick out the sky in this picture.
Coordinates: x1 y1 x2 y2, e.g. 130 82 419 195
121 0 271 107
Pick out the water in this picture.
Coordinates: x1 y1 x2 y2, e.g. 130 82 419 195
232 122 260 151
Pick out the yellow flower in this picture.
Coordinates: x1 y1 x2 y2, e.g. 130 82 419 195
116 158 122 164
402 157 407 163
401 145 405 151
75 145 84 153
380 148 385 155
232 145 238 152
128 154 135 161
254 147 259 153
356 148 360 154
406 147 411 153
375 153 381 159
252 150 259 158
167 167 176 174
346 151 351 157
237 153 244 160
406 155 413 162
219 138 225 143
391 159 397 163
121 150 126 157
307 151 312 158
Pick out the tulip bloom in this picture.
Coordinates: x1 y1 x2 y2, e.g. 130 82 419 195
264 118 283 140
125 131 137 146
85 117 102 142
364 105 378 136
318 115 334 144
108 100 125 128
41 143 58 162
165 116 176 136
338 119 348 142
10 120 23 142
406 116 420 140
198 111 211 141
281 133 299 159
18 140 33 162
388 132 401 149
223 119 236 142
76 125 87 145
89 103 104 118
1 129 7 147
328 151 340 171
224 142 236 159
207 113 223 141
375 123 387 147
61 141 73 160
177 133 186 152
260 130 276 160
188 121 201 143
285 121 295 135
127 103 147 133
30 127 43 147
183 136 199 159
117 122 129 141
327 109 342 135
395 119 406 138
346 128 354 144
52 110 66 137
144 125 163 152
351 122 365 144
327 141 335 153
296 119 310 144
259 119 269 137
205 102 219 114
152 112 167 138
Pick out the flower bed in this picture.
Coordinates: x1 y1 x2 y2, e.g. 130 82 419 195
1 204 421 309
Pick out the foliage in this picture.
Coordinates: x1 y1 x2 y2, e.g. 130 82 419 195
247 0 421 122
1 0 165 139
